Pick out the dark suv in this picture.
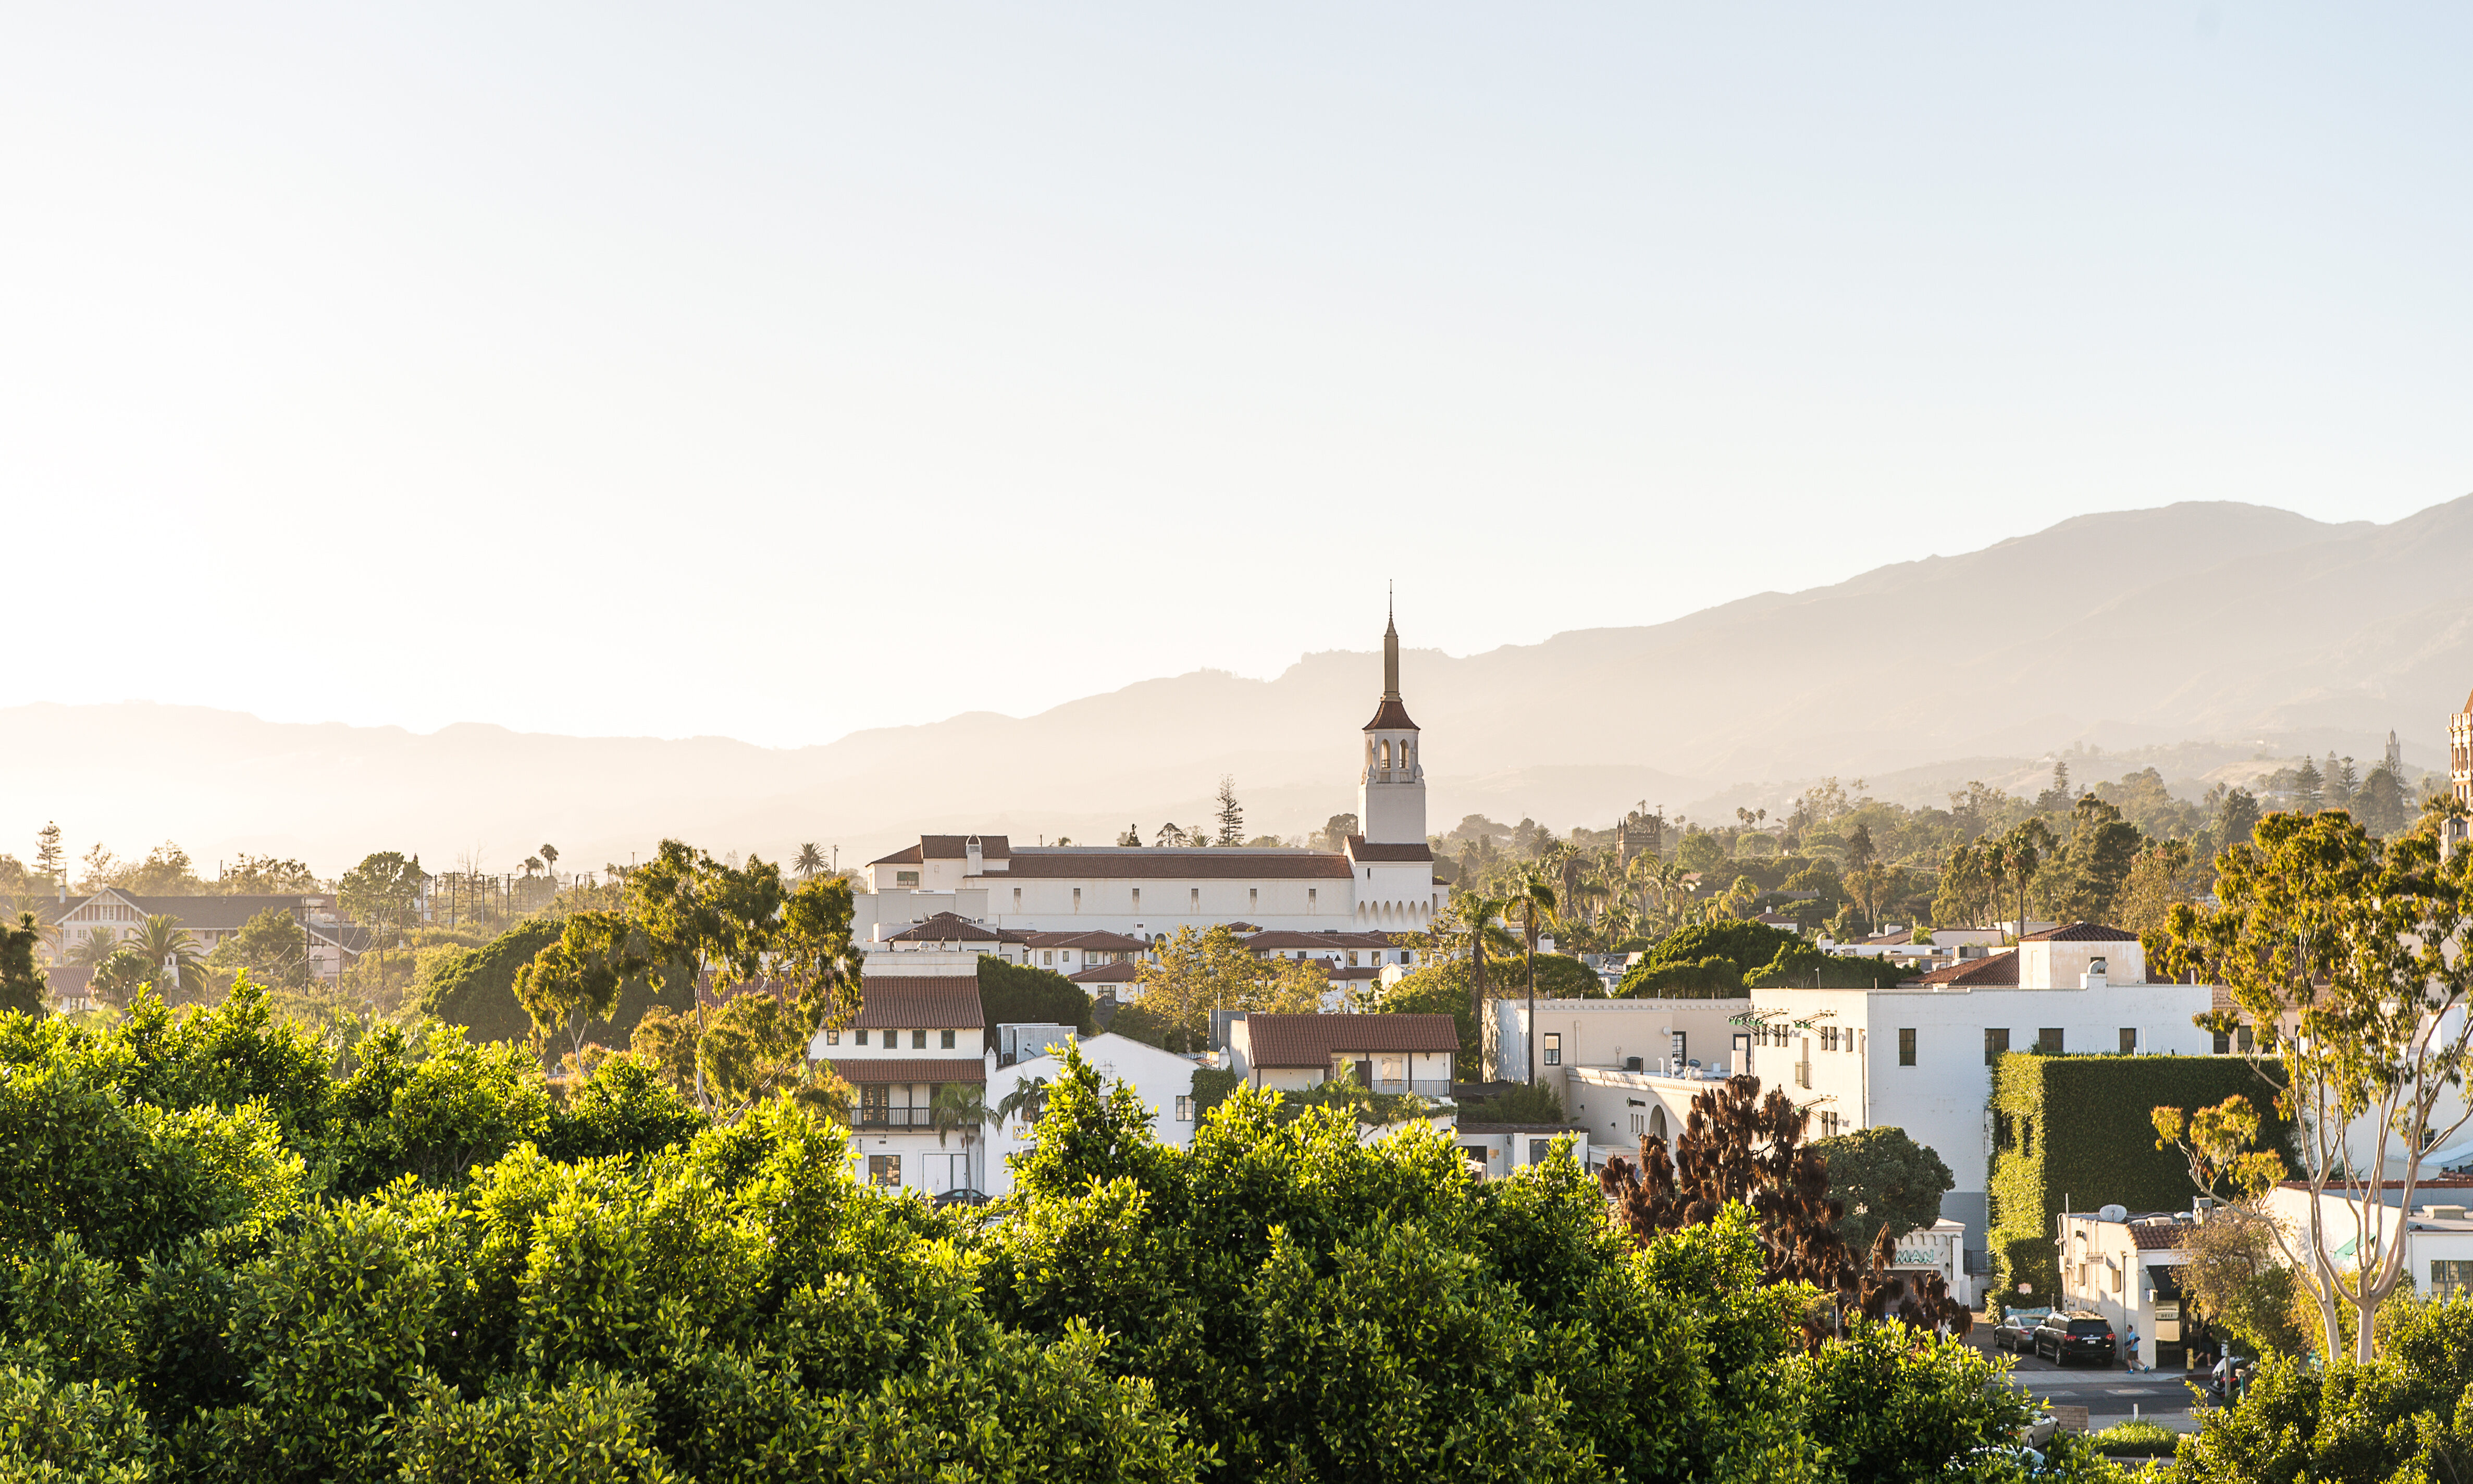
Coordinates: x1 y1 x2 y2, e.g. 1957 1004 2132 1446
2032 1311 2117 1366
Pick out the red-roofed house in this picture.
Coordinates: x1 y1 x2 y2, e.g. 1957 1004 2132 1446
808 973 995 1198
1227 1011 1458 1095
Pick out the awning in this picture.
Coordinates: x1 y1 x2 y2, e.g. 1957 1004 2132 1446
2144 1264 2185 1300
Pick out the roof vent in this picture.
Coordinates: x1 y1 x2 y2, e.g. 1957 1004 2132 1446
2425 1205 2469 1221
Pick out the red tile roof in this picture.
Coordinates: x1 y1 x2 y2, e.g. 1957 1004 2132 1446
853 975 985 1029
1069 961 1141 983
1242 1012 1461 1067
2130 1224 2194 1251
1345 836 1435 863
2021 922 2140 943
998 850 1353 880
882 911 1029 944
1023 930 1148 951
1242 930 1398 950
1913 952 2020 987
869 844 924 865
921 835 1011 860
823 1057 985 1085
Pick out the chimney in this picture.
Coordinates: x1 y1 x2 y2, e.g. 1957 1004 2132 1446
2082 956 2108 990
966 835 984 873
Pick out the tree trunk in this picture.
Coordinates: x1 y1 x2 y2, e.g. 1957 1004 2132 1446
1525 922 1538 1086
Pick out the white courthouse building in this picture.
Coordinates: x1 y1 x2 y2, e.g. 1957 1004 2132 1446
856 614 1443 944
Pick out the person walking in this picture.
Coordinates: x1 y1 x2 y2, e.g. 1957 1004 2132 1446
2123 1326 2142 1372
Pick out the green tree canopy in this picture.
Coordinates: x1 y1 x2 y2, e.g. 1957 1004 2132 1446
1815 1126 1955 1259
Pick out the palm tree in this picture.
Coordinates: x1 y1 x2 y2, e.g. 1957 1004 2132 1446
792 843 826 880
1505 872 1559 1086
68 928 121 968
522 856 543 881
996 1074 1051 1130
931 1082 990 1189
540 843 560 885
120 913 207 1001
1442 895 1516 1075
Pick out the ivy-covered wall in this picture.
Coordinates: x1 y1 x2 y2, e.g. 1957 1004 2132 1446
1985 1053 2294 1301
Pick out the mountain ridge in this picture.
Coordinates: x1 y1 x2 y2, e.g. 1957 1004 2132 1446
6 496 2467 874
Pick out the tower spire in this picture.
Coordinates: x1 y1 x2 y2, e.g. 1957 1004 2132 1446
1383 582 1399 698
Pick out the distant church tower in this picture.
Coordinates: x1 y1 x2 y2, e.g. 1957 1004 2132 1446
1357 596 1427 845
2454 694 2473 810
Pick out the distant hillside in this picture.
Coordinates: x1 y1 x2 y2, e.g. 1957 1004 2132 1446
6 496 2468 874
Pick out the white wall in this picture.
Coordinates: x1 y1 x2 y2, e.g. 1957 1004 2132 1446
983 1033 1204 1195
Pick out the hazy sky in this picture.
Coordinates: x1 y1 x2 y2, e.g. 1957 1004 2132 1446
6 4 2469 747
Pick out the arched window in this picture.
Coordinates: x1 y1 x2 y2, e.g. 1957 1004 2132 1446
1379 739 1392 769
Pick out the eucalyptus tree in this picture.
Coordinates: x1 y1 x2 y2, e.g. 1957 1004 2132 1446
626 840 786 1109
512 910 645 1070
2155 809 2473 1362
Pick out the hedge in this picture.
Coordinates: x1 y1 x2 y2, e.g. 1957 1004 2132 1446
1985 1053 2295 1301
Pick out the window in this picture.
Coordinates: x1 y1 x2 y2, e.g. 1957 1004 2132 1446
1132 889 1141 908
896 871 919 886
825 1029 840 1046
1347 951 1359 967
1073 888 1081 911
1820 1111 1841 1138
1898 1028 1916 1067
1250 888 1258 909
2037 1028 2064 1055
913 1030 928 1049
1190 887 1199 909
1542 1033 1562 1067
1529 1138 1555 1165
941 1030 956 1049
1042 950 1054 966
2119 1027 2138 1055
1308 888 1317 910
1402 949 1415 965
1176 1095 1194 1122
1822 1026 1838 1053
1984 1028 2011 1067
2434 1260 2473 1294
1013 887 1021 909
2213 1029 2232 1055
2237 1025 2255 1053
866 1155 902 1188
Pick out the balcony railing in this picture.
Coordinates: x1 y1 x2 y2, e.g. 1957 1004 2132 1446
855 1107 933 1129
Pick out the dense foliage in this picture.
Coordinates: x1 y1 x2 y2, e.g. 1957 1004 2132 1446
976 955 1099 1036
0 987 2075 1482
1987 1053 2295 1299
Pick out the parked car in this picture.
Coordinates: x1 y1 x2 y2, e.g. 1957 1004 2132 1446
2032 1311 2118 1366
1994 1307 2051 1353
932 1188 991 1208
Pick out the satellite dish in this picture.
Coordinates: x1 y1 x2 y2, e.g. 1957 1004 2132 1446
2098 1203 2129 1223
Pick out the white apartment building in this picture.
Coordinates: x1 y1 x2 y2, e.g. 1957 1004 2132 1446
984 1032 1206 1196
856 612 1441 942
2264 1178 2473 1299
1494 995 1754 1090
809 954 995 1197
1742 923 2216 1256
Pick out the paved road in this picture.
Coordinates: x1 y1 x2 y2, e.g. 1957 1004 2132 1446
1976 1333 2208 1429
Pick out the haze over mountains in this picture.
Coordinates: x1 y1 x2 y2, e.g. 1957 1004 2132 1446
10 497 2470 878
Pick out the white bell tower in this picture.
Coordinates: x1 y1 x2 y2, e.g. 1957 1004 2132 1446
1356 593 1426 845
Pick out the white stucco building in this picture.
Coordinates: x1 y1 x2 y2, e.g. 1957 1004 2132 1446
855 612 1442 943
808 951 995 1197
1744 923 2217 1257
984 1032 1207 1196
